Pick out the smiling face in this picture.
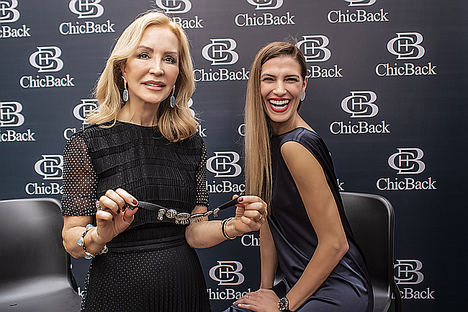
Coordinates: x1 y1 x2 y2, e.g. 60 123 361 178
260 55 307 134
120 25 180 108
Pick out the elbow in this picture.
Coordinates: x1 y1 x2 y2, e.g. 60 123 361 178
326 237 349 259
185 228 205 249
338 239 349 257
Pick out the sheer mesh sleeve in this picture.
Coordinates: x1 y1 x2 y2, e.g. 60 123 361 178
61 134 97 216
195 141 209 207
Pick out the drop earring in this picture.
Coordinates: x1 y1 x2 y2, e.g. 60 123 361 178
300 91 306 102
170 85 176 108
122 76 129 102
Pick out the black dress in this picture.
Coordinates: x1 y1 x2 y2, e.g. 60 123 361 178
61 121 211 312
269 127 373 311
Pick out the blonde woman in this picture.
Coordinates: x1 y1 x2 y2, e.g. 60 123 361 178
231 42 372 311
61 11 266 312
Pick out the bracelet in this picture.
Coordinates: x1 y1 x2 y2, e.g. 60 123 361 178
76 224 108 260
222 217 236 240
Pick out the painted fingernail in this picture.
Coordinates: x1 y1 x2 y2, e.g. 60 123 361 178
132 199 138 206
237 197 243 202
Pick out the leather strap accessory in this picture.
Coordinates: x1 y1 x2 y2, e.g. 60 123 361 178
125 196 240 225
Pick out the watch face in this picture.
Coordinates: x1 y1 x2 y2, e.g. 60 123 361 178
278 297 289 310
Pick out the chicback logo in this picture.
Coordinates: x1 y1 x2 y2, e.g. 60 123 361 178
388 148 425 175
207 261 250 300
0 0 31 39
209 261 244 286
20 46 75 89
0 0 19 22
0 101 36 142
59 0 115 35
29 47 63 72
195 38 249 82
345 0 376 6
155 0 203 29
34 155 63 180
202 39 239 65
330 91 390 135
296 35 343 79
235 0 294 27
63 99 97 140
376 32 437 77
394 259 435 300
25 155 63 195
247 0 283 10
69 0 103 18
206 151 245 194
328 0 389 24
0 101 23 127
376 148 437 191
207 152 242 178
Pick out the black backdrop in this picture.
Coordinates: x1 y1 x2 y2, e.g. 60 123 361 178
1 1 467 311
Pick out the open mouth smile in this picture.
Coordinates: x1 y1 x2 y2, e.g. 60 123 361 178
268 99 290 112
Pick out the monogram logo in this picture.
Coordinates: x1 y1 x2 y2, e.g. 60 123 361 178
206 152 242 178
201 39 239 65
344 0 376 6
29 46 64 73
0 0 19 23
388 148 425 175
0 101 24 127
68 0 104 19
34 155 63 180
155 0 192 14
341 91 378 118
209 261 245 286
394 259 424 285
387 32 425 60
296 35 331 62
73 99 98 125
246 0 283 10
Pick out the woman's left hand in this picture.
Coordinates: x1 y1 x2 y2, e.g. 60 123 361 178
233 289 280 312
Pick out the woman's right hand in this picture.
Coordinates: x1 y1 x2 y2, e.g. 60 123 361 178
94 188 139 245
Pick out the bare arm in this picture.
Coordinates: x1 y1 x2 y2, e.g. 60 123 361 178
280 141 349 311
259 221 277 289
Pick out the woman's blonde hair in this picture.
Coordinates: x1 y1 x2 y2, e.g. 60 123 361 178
244 42 307 207
87 10 197 142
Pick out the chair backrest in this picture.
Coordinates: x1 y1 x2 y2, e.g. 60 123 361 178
0 198 71 286
340 192 395 312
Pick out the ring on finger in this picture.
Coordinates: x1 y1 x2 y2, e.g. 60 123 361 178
245 295 249 299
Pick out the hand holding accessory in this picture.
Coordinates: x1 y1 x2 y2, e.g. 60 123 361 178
76 224 108 259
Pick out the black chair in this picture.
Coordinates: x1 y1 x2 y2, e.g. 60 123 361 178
0 198 81 312
340 192 402 312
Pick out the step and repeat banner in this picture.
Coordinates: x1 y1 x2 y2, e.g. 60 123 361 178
1 0 466 311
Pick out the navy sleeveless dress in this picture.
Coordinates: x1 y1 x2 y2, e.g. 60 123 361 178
226 127 372 312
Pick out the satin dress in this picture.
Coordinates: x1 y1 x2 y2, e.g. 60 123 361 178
227 127 372 312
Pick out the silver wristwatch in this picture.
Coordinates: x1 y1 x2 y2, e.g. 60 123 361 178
278 296 289 311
